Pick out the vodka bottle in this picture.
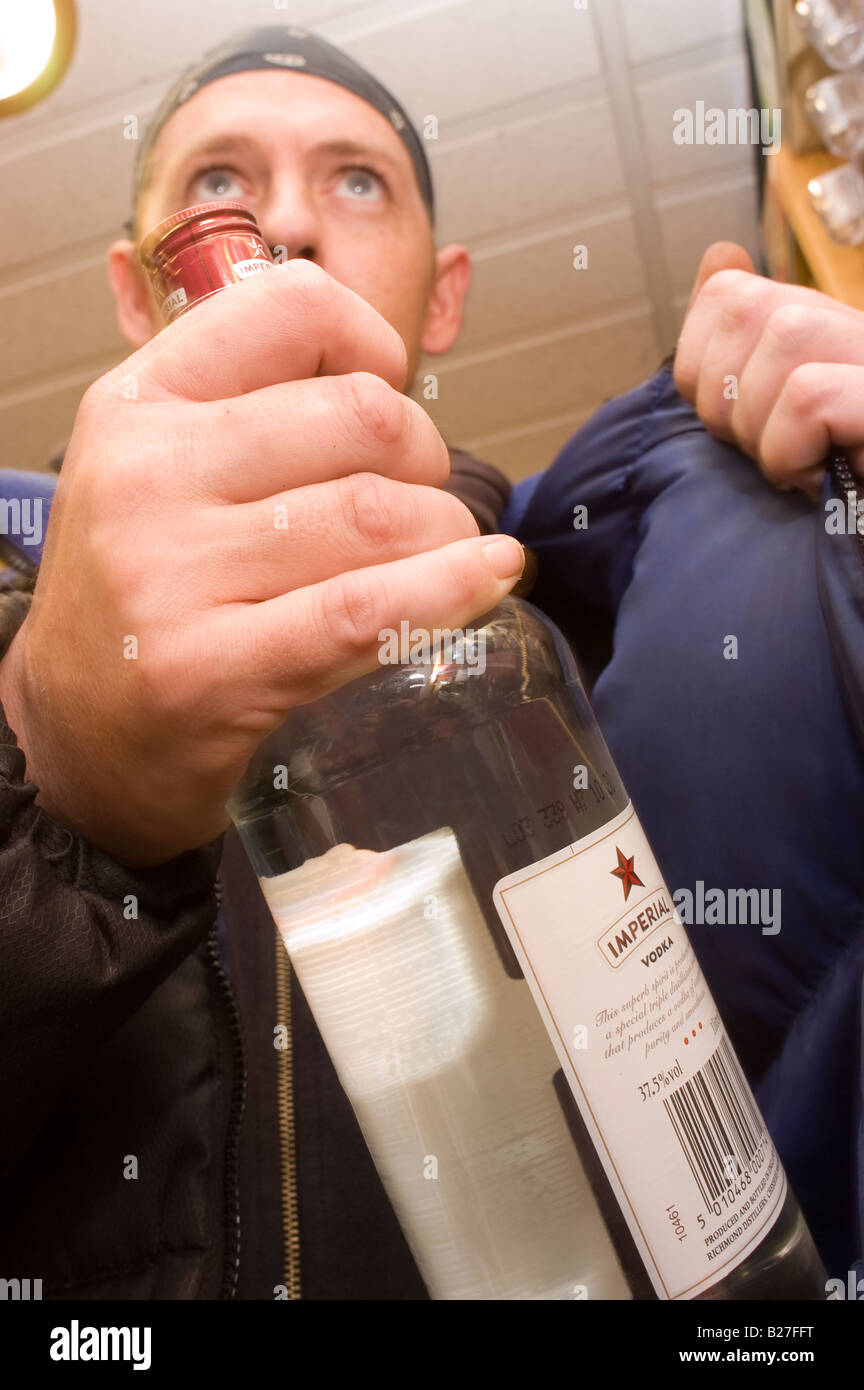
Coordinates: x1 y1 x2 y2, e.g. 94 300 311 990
228 597 827 1301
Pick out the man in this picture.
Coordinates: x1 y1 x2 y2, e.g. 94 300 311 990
0 24 860 1298
0 25 526 1302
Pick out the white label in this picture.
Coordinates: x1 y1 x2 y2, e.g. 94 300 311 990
163 286 188 320
232 258 272 279
493 802 787 1300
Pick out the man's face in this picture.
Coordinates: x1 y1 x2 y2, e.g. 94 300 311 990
127 69 452 380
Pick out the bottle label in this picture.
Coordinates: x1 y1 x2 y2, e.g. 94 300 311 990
232 258 272 279
163 286 188 320
492 802 787 1300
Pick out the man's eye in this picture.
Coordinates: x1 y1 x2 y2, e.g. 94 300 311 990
191 167 243 201
334 167 384 202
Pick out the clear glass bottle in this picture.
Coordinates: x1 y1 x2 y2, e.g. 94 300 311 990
808 161 864 244
228 595 826 1301
795 0 864 70
805 72 864 158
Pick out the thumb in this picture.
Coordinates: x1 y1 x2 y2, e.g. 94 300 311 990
685 241 756 316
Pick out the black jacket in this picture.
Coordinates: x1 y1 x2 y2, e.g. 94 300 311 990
0 450 510 1299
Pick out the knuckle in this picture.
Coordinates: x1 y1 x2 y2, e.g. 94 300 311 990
76 375 133 434
716 278 771 333
344 370 405 448
265 257 336 314
437 489 481 538
765 302 815 349
341 471 402 551
703 268 765 309
77 378 107 418
697 270 733 303
783 362 826 416
322 568 385 654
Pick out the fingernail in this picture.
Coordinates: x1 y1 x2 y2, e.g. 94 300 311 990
478 535 525 580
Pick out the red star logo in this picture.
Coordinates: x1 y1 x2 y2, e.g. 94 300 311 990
611 847 644 900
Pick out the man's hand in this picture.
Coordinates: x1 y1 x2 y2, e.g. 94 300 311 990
675 241 864 501
0 260 524 866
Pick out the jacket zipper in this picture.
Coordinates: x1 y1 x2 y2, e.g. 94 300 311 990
274 927 301 1298
209 875 246 1299
829 448 864 568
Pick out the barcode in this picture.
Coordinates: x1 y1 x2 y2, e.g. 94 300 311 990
663 1037 765 1206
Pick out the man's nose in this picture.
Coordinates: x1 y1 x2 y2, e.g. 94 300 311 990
258 178 321 263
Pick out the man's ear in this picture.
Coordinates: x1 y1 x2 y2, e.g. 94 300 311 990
421 243 471 355
106 239 158 348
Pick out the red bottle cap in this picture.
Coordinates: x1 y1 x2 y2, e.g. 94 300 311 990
139 201 275 323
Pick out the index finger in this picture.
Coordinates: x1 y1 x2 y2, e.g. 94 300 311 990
96 258 409 405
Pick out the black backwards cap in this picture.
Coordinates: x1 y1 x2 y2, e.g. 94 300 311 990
127 24 435 237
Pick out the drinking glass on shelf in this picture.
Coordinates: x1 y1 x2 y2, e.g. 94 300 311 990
795 0 864 69
808 160 864 241
806 72 864 156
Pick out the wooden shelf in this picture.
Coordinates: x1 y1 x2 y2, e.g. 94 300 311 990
769 146 864 310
